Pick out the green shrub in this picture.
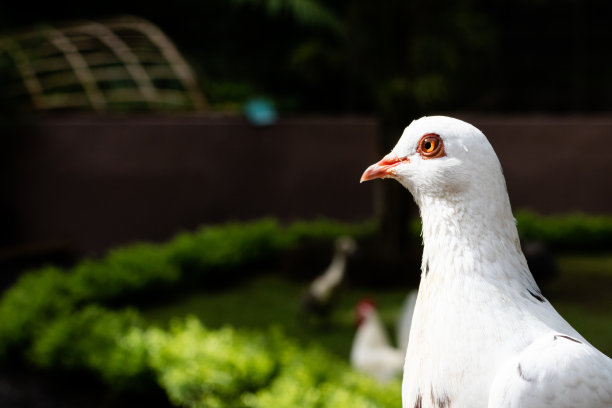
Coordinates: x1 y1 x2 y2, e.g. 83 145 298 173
144 317 401 408
28 305 149 388
1 215 610 407
283 218 375 244
167 219 288 275
0 218 371 359
1 214 609 359
243 338 401 408
410 211 612 251
0 266 74 355
7 304 401 408
146 317 279 408
67 243 180 303
0 244 179 357
167 218 375 275
515 211 612 251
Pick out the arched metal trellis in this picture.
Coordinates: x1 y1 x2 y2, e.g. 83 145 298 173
0 16 207 111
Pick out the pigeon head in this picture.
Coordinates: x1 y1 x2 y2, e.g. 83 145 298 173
361 116 505 205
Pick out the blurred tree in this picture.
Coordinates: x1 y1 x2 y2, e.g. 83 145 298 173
2 0 611 113
341 0 498 263
229 0 343 33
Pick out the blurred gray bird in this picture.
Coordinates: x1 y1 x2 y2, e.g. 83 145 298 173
301 236 357 319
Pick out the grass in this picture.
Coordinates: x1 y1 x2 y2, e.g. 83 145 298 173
144 274 411 358
545 254 612 355
143 254 612 359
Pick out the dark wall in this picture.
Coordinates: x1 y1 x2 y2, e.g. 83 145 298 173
467 115 612 216
2 115 379 255
1 114 611 257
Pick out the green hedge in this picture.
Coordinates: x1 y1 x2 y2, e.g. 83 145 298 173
69 243 180 302
409 210 612 252
0 218 389 407
29 305 149 388
514 211 612 251
146 318 280 407
168 218 375 276
0 214 610 407
0 218 373 357
25 309 402 408
147 318 400 408
0 213 609 359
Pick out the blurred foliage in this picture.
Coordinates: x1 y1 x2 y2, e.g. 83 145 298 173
0 214 609 356
1 0 611 114
0 218 372 357
0 217 395 406
167 220 291 275
0 215 610 406
146 318 279 407
168 218 374 278
409 210 612 252
29 305 149 388
0 266 73 356
515 211 612 252
547 255 612 356
11 303 402 407
69 244 181 303
229 0 344 34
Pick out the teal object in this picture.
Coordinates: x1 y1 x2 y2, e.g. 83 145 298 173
243 98 278 126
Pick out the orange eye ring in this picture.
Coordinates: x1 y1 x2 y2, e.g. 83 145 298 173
417 133 445 159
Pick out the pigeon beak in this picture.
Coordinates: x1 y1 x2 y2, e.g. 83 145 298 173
360 154 409 183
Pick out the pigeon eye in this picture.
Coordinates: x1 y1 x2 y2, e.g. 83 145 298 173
418 134 445 159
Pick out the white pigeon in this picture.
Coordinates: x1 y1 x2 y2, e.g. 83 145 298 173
350 299 405 383
360 116 612 408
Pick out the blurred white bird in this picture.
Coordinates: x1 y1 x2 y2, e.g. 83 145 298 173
361 116 612 408
301 236 357 318
350 299 405 383
395 289 418 354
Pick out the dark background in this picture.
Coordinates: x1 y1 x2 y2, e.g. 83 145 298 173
1 114 610 258
2 0 612 115
1 0 611 262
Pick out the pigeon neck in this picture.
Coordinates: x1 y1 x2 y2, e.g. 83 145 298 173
417 187 526 281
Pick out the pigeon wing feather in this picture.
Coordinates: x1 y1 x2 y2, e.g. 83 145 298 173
489 332 612 408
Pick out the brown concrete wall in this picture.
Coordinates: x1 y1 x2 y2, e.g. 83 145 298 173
1 114 611 256
1 115 379 255
464 115 612 216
